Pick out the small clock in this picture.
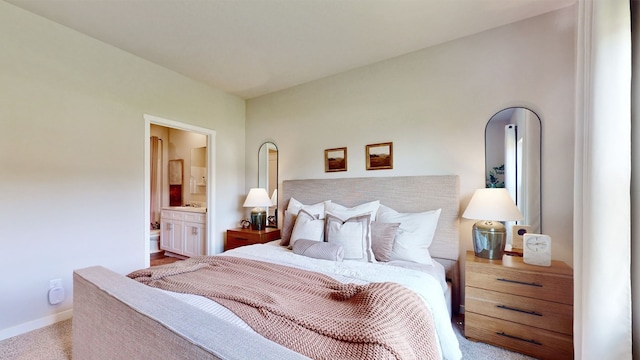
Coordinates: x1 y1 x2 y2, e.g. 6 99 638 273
523 234 551 266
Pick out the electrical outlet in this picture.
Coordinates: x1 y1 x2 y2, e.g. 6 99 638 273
50 278 62 289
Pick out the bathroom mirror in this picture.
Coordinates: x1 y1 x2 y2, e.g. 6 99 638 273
485 107 541 232
190 146 206 194
258 142 278 226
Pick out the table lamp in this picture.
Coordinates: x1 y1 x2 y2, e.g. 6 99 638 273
243 188 273 230
462 188 523 259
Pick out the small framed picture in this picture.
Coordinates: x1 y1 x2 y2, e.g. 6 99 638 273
325 147 347 172
366 142 393 170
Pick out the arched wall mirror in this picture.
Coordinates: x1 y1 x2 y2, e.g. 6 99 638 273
485 107 541 233
258 142 278 227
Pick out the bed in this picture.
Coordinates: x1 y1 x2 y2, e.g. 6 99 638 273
72 175 462 360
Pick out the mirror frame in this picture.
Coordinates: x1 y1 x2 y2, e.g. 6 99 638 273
258 142 278 227
485 107 542 233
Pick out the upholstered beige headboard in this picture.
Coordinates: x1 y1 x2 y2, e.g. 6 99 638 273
282 175 460 313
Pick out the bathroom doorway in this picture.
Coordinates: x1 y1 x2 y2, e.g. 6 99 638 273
144 114 216 267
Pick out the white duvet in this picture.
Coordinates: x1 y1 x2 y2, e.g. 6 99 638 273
161 241 462 360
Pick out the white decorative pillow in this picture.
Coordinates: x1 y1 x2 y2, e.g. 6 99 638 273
324 213 375 262
324 200 380 221
289 209 324 249
376 205 442 265
287 197 329 219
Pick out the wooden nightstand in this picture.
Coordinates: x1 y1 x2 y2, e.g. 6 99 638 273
225 227 281 251
464 251 573 359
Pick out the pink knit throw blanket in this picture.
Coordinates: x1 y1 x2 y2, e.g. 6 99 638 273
128 256 440 360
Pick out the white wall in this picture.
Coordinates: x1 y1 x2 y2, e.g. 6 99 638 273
246 7 576 295
0 2 246 338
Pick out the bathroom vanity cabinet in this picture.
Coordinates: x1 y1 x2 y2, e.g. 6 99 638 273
160 208 206 257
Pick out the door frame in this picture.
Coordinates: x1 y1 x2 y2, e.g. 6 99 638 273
143 114 216 267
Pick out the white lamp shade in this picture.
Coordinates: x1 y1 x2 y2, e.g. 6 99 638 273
462 188 524 221
270 189 278 206
243 188 273 208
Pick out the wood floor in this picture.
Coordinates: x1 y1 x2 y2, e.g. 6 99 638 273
150 252 184 266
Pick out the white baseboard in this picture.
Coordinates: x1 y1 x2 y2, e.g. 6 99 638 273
0 309 73 341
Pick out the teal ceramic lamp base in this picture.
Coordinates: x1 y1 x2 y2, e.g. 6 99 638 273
472 220 506 260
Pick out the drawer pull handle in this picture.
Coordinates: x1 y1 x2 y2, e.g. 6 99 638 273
497 305 542 316
235 237 249 241
497 332 542 346
497 278 543 287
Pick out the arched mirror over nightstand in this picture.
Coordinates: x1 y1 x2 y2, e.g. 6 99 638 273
258 142 278 227
485 107 541 233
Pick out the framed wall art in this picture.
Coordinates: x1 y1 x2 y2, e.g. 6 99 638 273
366 142 393 170
325 147 347 172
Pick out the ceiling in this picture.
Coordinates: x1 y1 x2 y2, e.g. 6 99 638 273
6 0 575 99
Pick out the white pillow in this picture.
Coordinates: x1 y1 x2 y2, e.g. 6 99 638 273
376 205 441 265
324 200 380 221
289 209 324 249
325 213 375 262
287 197 330 219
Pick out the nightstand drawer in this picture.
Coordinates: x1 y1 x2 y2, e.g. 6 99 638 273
225 228 281 251
466 263 572 304
465 312 573 360
226 233 263 249
465 287 573 335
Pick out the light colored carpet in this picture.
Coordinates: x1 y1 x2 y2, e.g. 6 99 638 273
0 319 72 360
0 318 535 359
